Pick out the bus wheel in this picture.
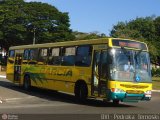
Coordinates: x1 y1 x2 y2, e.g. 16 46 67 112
113 99 119 105
75 83 88 102
23 75 31 91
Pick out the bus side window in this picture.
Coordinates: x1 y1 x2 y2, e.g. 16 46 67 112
23 49 29 60
8 50 15 64
61 47 76 66
48 48 61 65
75 46 92 67
38 48 48 65
28 49 38 64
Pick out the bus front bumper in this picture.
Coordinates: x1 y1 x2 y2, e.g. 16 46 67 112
109 92 151 102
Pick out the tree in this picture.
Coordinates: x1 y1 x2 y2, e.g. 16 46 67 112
0 0 27 50
0 0 75 50
154 17 160 65
110 16 160 64
73 31 107 40
24 2 75 44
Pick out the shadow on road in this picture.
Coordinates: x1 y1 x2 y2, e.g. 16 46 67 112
0 79 135 108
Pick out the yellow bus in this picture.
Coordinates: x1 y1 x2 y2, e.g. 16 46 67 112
6 38 152 104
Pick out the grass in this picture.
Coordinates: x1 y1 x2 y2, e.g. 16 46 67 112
152 77 160 90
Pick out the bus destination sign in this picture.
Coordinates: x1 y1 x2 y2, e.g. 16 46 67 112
112 39 147 50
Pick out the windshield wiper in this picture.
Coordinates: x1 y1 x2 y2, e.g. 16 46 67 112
121 46 131 62
121 46 127 54
134 49 142 64
135 49 142 57
134 49 143 82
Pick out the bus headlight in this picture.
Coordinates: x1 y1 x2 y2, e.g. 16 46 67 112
145 90 152 94
111 88 125 93
111 49 116 54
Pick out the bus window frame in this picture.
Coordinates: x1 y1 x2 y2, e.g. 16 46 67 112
38 48 49 65
8 50 15 64
23 49 30 60
61 46 76 66
29 48 38 60
75 45 92 67
48 47 61 66
27 48 38 64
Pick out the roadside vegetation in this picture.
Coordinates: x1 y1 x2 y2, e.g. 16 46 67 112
152 68 160 90
152 77 160 90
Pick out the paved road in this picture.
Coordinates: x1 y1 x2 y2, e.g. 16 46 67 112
0 78 160 120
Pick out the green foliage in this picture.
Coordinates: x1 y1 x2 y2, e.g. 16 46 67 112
110 16 160 64
73 31 107 40
152 68 160 77
0 0 75 50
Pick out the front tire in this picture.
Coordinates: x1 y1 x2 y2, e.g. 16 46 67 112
75 83 88 102
113 99 120 105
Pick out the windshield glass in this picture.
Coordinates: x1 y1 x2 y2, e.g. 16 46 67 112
109 48 151 82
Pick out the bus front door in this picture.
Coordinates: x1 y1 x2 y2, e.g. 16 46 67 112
92 50 108 97
14 53 23 83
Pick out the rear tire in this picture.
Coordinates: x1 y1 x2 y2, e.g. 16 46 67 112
23 75 31 91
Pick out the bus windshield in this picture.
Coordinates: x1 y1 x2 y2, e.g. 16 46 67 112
109 48 151 82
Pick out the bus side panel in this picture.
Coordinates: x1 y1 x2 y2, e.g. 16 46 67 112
25 65 74 92
49 66 75 93
6 62 14 82
26 65 54 90
27 65 92 95
21 65 27 85
73 67 92 96
21 56 93 97
50 66 92 94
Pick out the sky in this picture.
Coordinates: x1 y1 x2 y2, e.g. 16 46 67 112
25 0 160 36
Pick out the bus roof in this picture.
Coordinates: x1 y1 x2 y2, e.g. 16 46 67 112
9 38 110 50
9 38 147 50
